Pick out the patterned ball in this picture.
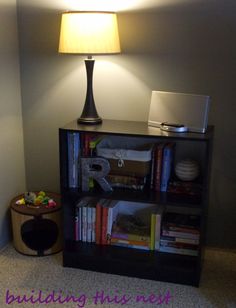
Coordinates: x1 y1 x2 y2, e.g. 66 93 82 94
175 159 199 181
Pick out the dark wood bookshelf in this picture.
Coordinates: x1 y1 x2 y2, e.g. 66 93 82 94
59 119 214 286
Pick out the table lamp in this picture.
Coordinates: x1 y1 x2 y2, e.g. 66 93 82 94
59 11 121 124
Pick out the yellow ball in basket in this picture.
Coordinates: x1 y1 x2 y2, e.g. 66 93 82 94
175 159 199 181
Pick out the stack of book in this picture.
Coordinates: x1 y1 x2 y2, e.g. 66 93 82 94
160 212 200 256
111 214 151 250
106 174 147 191
110 204 164 251
167 180 202 197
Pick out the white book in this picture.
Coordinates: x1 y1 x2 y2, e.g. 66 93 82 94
106 200 120 240
87 207 92 243
91 207 96 243
79 207 82 241
82 205 87 242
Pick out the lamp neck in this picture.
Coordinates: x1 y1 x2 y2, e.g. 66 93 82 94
87 55 93 60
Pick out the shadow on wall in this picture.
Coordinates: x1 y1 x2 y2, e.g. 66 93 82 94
0 209 12 248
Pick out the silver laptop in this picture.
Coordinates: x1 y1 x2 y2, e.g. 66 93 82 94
148 91 210 133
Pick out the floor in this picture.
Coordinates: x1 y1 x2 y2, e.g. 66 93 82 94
0 245 235 308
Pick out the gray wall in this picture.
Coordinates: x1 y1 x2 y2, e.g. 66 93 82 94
17 0 236 248
0 0 26 248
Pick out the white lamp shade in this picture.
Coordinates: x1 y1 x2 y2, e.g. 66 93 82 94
59 11 121 54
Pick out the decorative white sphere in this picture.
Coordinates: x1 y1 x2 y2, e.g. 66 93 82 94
175 159 199 181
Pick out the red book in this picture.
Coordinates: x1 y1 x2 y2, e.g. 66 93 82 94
154 143 164 191
101 205 109 245
95 202 102 244
95 199 108 244
84 133 92 156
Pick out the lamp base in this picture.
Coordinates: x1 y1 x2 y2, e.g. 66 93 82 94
77 117 102 125
78 58 102 125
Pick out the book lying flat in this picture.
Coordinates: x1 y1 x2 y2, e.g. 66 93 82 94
111 242 150 251
159 246 198 256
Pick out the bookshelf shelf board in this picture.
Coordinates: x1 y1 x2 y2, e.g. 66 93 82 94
62 190 204 209
63 241 200 286
61 119 214 141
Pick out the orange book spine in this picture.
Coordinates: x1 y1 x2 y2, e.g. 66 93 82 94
101 207 109 245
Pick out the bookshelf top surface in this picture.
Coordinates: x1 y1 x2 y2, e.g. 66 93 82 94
61 119 214 141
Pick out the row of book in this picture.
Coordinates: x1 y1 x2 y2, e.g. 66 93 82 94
74 197 164 250
150 142 175 192
75 197 123 244
159 212 200 256
74 197 201 256
68 132 202 198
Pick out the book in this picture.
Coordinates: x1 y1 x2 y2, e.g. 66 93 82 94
150 214 156 250
95 199 107 244
100 200 110 245
162 212 200 232
111 232 150 242
111 238 150 247
86 206 92 243
78 207 82 241
86 198 98 243
162 225 200 234
75 209 79 241
167 180 202 196
153 205 165 250
154 143 164 191
106 200 120 244
67 132 80 188
107 174 146 191
160 240 198 250
149 144 157 189
111 242 150 251
162 229 200 240
159 246 198 256
160 143 175 192
83 133 92 156
160 235 199 245
82 205 88 242
91 207 96 242
101 199 120 245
